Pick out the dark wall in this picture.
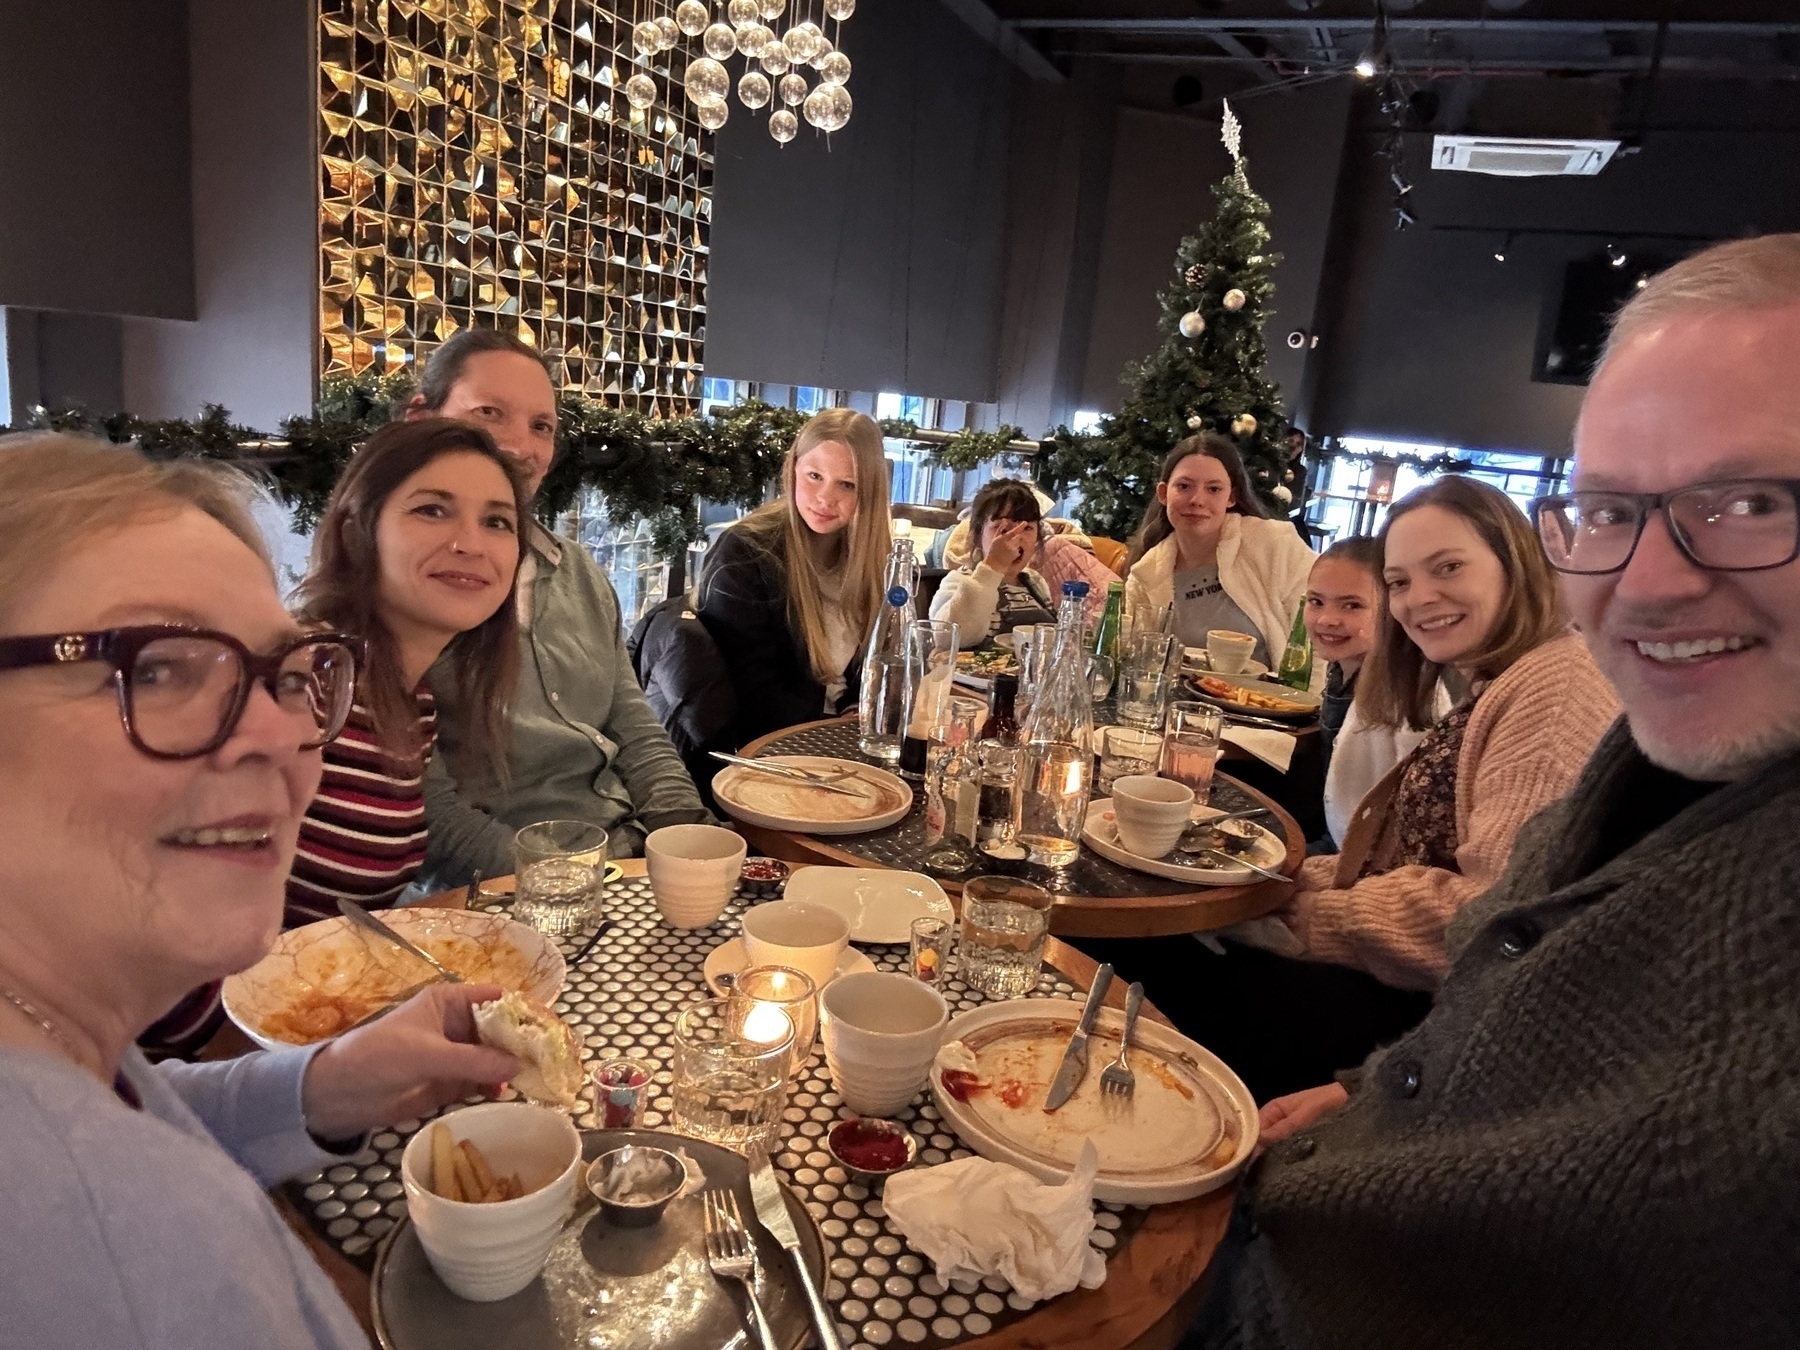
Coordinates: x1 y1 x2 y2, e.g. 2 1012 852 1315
1309 81 1800 453
0 0 195 319
123 0 318 428
704 0 1014 402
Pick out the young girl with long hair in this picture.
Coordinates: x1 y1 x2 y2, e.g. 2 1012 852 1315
698 408 892 745
1123 434 1317 662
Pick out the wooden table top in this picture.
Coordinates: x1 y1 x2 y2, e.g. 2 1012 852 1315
264 858 1232 1350
732 717 1300 940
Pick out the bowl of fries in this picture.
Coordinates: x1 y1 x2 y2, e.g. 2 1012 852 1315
400 1102 582 1301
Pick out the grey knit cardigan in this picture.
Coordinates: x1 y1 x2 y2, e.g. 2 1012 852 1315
1210 719 1800 1349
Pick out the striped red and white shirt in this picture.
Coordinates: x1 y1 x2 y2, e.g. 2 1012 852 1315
284 687 437 928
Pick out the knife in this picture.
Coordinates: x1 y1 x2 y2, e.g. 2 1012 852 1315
709 752 869 799
747 1144 842 1350
336 899 464 984
1044 962 1114 1111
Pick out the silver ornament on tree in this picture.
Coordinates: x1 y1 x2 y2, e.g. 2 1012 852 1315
1223 289 1247 312
1186 414 1203 430
1273 485 1293 505
1179 311 1206 339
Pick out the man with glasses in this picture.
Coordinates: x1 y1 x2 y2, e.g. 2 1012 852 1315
1190 235 1800 1347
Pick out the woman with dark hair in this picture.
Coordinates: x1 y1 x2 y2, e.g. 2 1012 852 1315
1123 434 1316 662
929 479 1057 644
285 417 530 925
698 408 893 745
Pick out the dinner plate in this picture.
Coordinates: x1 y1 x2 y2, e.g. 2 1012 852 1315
1081 801 1286 885
929 1000 1256 1204
1182 670 1321 722
371 1129 826 1350
703 937 877 995
711 756 913 836
782 868 954 944
223 908 565 1051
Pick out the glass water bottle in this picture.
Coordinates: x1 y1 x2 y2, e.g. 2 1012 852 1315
1012 582 1095 869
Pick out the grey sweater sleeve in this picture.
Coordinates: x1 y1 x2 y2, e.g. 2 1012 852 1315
421 748 518 884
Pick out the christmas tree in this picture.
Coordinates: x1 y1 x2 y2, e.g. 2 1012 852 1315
1043 102 1288 541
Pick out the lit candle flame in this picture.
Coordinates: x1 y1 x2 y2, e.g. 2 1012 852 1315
742 1001 791 1046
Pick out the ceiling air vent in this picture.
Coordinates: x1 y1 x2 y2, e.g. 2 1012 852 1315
1432 135 1620 178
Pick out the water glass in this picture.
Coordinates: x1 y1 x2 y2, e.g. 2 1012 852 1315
1098 725 1163 796
976 741 1020 846
669 997 793 1151
513 820 607 937
1160 700 1224 802
909 916 954 985
727 965 817 1079
959 876 1053 998
900 619 960 779
1016 621 1057 722
1117 630 1177 729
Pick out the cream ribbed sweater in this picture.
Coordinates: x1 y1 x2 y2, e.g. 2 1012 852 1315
1281 631 1619 990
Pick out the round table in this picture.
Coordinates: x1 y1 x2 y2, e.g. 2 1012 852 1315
263 860 1233 1350
731 716 1301 940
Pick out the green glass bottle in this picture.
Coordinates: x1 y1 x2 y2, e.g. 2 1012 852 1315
1093 581 1124 663
1277 598 1313 691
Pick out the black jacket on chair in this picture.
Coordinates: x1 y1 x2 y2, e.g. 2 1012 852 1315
626 596 736 801
696 525 861 748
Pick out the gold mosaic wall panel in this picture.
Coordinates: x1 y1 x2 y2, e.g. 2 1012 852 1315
318 0 711 415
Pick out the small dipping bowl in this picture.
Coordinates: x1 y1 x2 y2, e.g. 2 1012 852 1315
740 857 791 901
585 1145 687 1227
826 1117 919 1186
1212 818 1262 855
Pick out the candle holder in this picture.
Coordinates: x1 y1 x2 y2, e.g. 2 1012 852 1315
728 964 818 1078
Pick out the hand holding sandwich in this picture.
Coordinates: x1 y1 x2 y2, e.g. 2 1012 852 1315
302 982 522 1141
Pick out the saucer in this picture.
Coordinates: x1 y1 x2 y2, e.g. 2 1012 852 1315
703 936 877 996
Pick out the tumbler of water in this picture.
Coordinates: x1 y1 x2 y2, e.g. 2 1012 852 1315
512 820 607 937
959 877 1053 998
669 998 793 1150
1117 630 1177 730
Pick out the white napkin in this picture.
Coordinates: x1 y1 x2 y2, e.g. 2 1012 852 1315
1222 725 1296 772
883 1143 1108 1303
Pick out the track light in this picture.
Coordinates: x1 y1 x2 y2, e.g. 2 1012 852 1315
1607 244 1628 268
1390 167 1412 196
1355 5 1390 79
1494 231 1513 263
1395 203 1416 231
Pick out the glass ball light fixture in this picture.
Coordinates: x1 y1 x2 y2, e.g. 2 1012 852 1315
651 0 856 139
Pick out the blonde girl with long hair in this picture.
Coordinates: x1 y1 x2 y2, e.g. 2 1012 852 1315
698 409 892 745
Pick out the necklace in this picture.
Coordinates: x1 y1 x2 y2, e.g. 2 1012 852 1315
0 984 81 1060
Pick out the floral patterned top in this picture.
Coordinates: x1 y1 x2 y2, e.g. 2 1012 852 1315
1360 698 1478 878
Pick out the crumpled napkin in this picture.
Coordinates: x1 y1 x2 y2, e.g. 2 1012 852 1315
882 1143 1108 1303
1221 725 1296 772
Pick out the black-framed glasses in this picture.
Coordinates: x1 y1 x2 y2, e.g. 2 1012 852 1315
0 625 361 760
1532 480 1800 576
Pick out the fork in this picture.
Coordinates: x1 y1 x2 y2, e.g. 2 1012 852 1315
1100 982 1144 1102
703 1189 778 1350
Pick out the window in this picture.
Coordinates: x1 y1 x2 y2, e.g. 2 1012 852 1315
1312 437 1568 541
793 385 830 414
876 391 926 425
1069 409 1104 434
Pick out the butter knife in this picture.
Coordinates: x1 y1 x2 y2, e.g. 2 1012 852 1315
336 899 464 984
708 752 869 799
1044 963 1114 1111
747 1144 841 1350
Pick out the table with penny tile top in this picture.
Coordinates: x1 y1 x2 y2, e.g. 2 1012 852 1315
280 861 1232 1350
733 715 1304 941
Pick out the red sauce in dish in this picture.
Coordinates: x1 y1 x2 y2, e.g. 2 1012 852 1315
741 859 787 881
830 1119 911 1172
997 1078 1032 1109
940 1069 986 1102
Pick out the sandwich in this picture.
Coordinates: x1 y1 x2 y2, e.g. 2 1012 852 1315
472 991 584 1111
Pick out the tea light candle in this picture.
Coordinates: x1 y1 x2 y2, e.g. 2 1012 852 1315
732 964 818 1073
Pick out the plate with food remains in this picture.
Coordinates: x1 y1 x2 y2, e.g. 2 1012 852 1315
952 646 1020 691
711 755 913 835
1082 801 1286 885
223 908 565 1051
929 999 1256 1204
1184 671 1321 722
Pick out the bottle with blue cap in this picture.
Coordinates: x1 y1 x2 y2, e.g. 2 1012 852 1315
1013 580 1095 868
857 534 918 762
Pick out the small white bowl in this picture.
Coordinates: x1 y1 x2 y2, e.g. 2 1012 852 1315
1110 775 1195 859
399 1102 582 1302
646 824 747 929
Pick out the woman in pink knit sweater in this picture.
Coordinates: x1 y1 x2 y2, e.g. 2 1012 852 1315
1266 476 1619 990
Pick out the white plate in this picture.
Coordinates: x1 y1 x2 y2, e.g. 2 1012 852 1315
782 868 954 945
1186 670 1321 720
703 936 877 995
222 908 566 1052
712 756 913 836
930 999 1257 1204
1181 648 1268 678
1081 801 1286 885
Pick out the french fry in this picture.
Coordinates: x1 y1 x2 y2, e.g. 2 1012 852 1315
430 1123 461 1202
460 1138 498 1199
450 1137 482 1202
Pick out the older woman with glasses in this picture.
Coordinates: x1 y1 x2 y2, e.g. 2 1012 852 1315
0 434 518 1349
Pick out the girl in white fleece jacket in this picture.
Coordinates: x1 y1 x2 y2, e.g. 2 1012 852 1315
929 478 1063 645
1122 434 1316 661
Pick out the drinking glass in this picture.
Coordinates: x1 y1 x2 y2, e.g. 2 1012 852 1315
1016 622 1057 722
727 964 816 1079
1117 630 1177 729
900 619 960 780
513 820 608 936
669 997 793 1150
909 916 954 985
1098 725 1163 796
959 877 1053 998
1160 700 1224 803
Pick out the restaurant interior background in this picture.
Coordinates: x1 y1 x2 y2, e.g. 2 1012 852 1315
1 0 1797 613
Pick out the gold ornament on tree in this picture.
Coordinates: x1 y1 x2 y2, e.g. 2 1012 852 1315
1231 414 1259 437
1179 311 1206 338
1223 289 1247 312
